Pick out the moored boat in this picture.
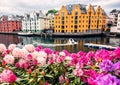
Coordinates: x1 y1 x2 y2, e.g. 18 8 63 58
17 31 33 36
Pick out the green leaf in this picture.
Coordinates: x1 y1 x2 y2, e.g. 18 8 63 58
1 83 9 85
28 78 34 84
45 74 53 78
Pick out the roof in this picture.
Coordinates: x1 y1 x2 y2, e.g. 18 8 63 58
65 4 74 14
102 9 107 16
110 9 120 13
78 4 87 13
65 4 87 14
65 4 106 15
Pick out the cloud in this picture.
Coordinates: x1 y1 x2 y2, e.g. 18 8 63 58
0 0 119 15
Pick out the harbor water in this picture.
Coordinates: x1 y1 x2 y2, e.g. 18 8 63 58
0 34 120 53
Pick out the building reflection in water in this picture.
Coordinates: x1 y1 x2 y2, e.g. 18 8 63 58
0 34 113 53
53 37 105 52
0 34 22 47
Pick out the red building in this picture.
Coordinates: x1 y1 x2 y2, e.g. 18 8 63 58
0 16 21 32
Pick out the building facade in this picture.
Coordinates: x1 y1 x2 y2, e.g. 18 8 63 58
54 4 107 33
0 15 21 32
22 10 50 32
48 15 54 29
109 9 120 26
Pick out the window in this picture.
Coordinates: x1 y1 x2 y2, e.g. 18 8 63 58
62 26 64 29
71 25 73 28
75 16 78 19
74 30 77 32
75 12 78 15
62 12 64 17
62 21 64 24
62 17 64 20
75 21 78 24
74 25 77 29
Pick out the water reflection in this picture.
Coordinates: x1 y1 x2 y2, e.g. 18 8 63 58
0 34 119 53
0 34 22 47
15 36 110 52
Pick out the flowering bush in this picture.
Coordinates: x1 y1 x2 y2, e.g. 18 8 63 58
0 43 120 84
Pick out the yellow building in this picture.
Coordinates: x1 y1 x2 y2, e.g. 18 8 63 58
54 4 107 33
48 15 54 29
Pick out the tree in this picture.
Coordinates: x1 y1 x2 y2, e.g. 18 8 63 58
46 9 58 16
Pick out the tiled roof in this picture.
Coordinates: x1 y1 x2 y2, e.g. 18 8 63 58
65 4 74 14
102 9 107 15
110 9 120 13
78 4 87 13
65 4 87 14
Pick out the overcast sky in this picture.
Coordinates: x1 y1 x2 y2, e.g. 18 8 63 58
0 0 119 15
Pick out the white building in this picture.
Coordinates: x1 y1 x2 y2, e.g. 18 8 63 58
109 9 120 26
22 10 50 32
110 13 120 33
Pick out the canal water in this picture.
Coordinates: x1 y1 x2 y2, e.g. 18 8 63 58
0 34 119 53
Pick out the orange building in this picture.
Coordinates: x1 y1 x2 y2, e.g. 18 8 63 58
54 4 107 33
0 16 21 32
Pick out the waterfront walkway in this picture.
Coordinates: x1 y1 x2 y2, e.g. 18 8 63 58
0 31 102 37
84 43 117 50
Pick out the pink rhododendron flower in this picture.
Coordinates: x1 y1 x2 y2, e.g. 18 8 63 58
62 50 70 56
45 81 50 85
34 45 42 52
15 62 20 68
22 62 30 69
0 44 6 53
77 51 86 57
86 51 95 59
8 44 16 51
56 56 65 63
65 56 72 61
44 48 52 55
24 44 35 53
95 49 111 62
48 59 54 64
73 68 83 77
3 54 14 64
0 69 17 83
113 47 120 59
59 52 66 56
37 56 46 66
1 60 6 66
12 48 28 58
59 75 65 84
18 59 27 67
32 59 38 66
25 53 33 60
39 51 47 59
5 49 11 54
32 51 40 59
12 48 22 58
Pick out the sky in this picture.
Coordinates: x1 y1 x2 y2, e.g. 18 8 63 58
0 0 119 16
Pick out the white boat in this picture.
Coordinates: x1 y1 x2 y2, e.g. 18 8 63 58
17 31 33 36
33 38 78 47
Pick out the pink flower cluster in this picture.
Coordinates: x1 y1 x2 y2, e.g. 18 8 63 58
0 44 6 53
0 69 17 83
0 44 120 84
